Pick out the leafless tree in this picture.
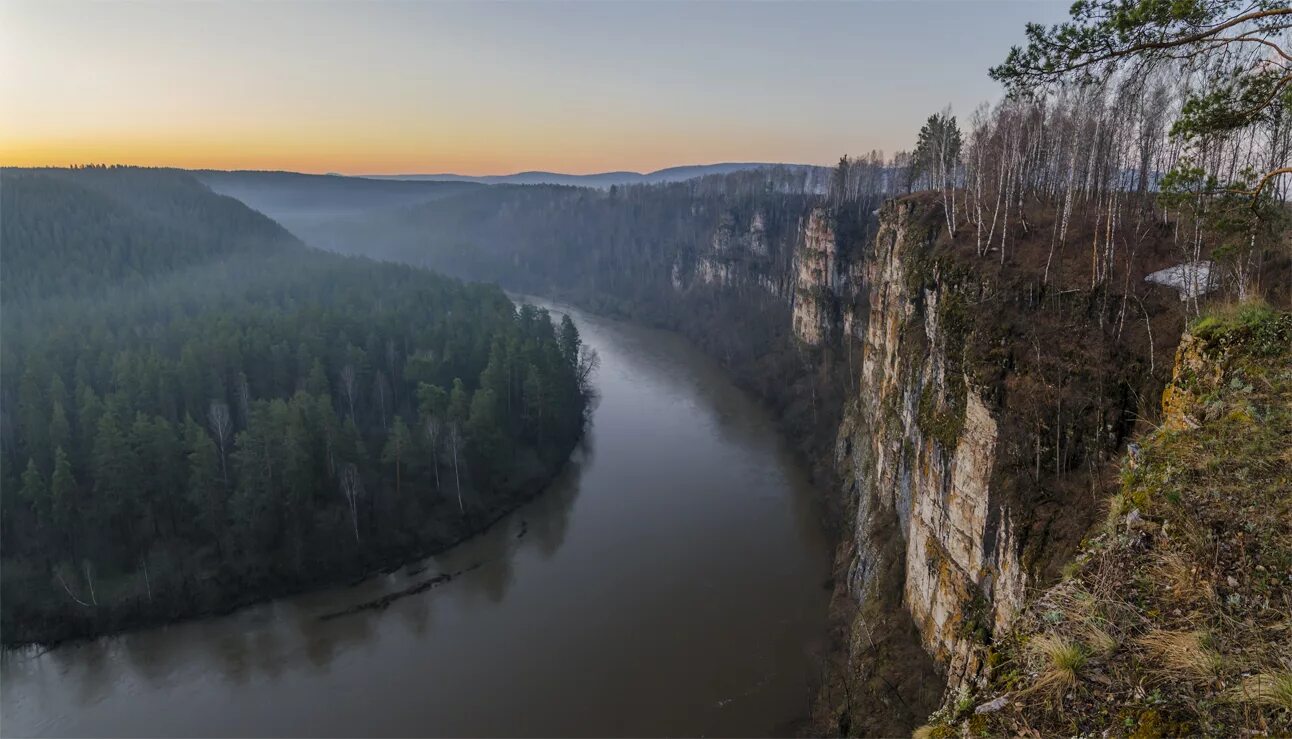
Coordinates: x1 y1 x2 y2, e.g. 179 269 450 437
340 364 358 419
55 562 92 607
339 463 363 543
83 559 98 606
424 416 441 490
448 423 464 514
207 400 232 487
576 345 600 392
374 371 389 430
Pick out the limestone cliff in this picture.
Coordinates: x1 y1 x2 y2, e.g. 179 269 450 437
648 189 1180 735
805 196 1179 734
791 209 840 345
841 199 1046 683
671 206 796 298
918 307 1291 737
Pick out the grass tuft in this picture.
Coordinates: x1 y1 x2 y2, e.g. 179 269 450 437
1028 633 1087 695
1224 672 1292 712
1078 621 1118 659
1137 630 1225 678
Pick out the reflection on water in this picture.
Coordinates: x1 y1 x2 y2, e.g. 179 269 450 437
1 301 832 738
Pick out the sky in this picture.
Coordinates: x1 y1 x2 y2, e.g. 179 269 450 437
0 0 1070 176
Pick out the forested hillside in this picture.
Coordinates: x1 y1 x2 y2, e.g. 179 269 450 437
0 167 591 644
0 167 299 303
239 166 840 295
197 170 482 236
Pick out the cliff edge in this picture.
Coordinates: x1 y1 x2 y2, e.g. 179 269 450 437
806 194 1191 735
919 305 1291 737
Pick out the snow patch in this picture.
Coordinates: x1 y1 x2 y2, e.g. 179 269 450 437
1145 261 1216 300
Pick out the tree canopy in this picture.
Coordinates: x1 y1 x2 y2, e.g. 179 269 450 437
991 0 1291 201
0 167 591 644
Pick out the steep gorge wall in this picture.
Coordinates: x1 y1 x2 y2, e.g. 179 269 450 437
671 198 1039 709
537 188 1185 733
831 201 1027 690
789 197 1180 734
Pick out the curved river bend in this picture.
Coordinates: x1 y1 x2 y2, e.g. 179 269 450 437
2 302 833 738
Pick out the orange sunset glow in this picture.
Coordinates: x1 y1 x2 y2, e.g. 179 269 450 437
1 0 1064 175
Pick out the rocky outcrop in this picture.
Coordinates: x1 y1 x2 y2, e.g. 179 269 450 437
919 308 1292 737
833 200 1027 691
792 209 839 345
670 207 794 298
808 196 1174 734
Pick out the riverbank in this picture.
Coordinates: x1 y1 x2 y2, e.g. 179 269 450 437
1 431 584 649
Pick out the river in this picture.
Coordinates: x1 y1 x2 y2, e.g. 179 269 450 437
1 301 833 737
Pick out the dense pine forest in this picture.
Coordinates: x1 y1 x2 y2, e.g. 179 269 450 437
0 167 592 644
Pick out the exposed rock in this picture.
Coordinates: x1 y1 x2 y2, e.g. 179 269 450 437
833 200 1027 693
974 695 1009 714
792 209 839 345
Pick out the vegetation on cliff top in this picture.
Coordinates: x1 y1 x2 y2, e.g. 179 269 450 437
920 304 1291 737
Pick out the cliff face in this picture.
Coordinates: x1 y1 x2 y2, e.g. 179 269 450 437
671 206 797 299
798 197 1179 734
829 200 1026 693
791 209 839 345
920 307 1291 737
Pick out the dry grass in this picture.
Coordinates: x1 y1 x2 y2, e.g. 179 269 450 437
1027 633 1087 695
1077 621 1118 658
1137 630 1226 679
910 724 937 739
1225 672 1292 712
1149 549 1215 603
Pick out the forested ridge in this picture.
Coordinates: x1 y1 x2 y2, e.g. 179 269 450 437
0 166 301 303
0 167 592 644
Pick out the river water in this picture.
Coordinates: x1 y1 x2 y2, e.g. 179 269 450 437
1 301 833 738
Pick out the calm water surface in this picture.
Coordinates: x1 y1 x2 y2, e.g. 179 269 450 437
1 301 833 737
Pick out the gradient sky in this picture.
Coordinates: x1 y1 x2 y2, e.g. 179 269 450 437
1 1 1070 175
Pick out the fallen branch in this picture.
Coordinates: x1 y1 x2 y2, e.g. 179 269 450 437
318 563 483 621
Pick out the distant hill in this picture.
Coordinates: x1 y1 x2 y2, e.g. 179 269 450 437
0 166 302 303
195 169 486 241
197 169 482 217
363 162 826 188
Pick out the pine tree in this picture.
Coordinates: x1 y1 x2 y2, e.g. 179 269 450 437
467 388 508 484
448 378 470 425
20 458 48 525
18 368 48 470
184 416 225 548
558 315 580 366
93 410 138 546
50 447 77 535
304 359 330 397
49 399 71 461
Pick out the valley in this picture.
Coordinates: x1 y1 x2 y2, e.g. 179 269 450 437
2 300 833 738
3 2 1290 735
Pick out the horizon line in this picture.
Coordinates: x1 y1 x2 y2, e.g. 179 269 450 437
1 159 841 179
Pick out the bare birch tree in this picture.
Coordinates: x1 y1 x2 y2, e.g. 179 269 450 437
424 416 441 490
448 422 464 515
339 463 363 543
340 364 358 420
208 400 232 487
